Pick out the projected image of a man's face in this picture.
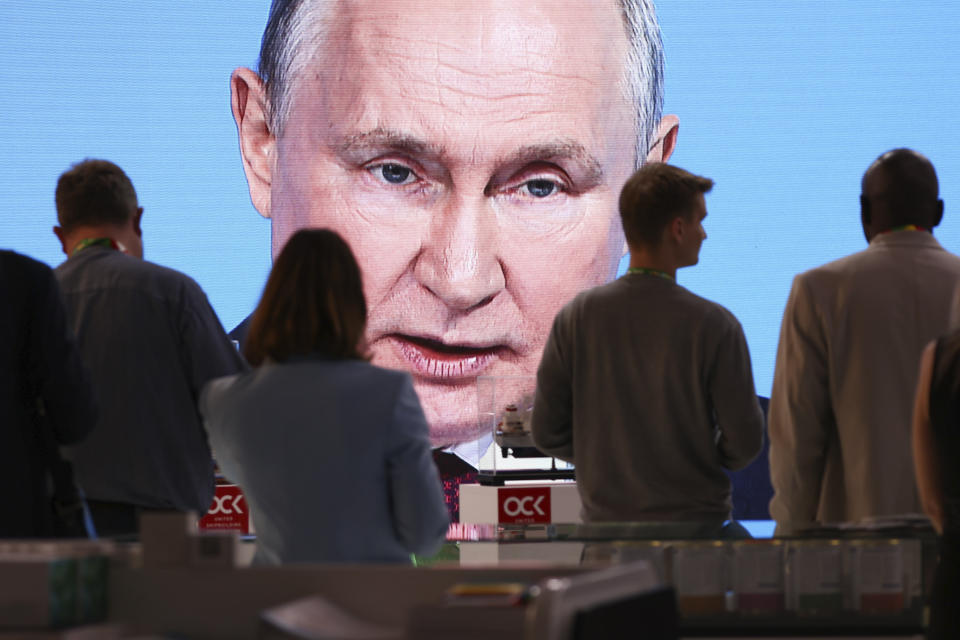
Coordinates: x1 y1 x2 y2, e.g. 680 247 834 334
233 0 676 448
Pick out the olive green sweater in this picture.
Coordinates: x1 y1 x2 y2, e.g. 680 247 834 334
532 272 764 523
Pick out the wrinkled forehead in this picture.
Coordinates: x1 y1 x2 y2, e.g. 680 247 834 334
308 0 631 107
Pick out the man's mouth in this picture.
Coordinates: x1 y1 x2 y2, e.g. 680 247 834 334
389 334 506 380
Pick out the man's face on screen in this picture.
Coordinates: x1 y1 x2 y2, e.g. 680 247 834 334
240 0 647 447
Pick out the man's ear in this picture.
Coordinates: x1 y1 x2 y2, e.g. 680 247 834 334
669 216 685 245
132 207 144 237
53 226 69 256
933 199 944 228
645 115 679 164
859 195 875 243
232 67 275 219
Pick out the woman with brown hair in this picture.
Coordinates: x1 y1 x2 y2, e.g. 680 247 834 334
200 229 448 564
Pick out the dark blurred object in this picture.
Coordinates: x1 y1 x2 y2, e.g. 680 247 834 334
726 396 772 520
36 402 91 538
433 450 478 523
574 587 677 640
0 250 97 537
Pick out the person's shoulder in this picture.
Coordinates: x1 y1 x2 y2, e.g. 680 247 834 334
63 250 187 287
931 238 960 268
782 251 866 296
677 287 743 330
0 249 53 280
202 371 245 402
353 360 412 388
285 357 406 386
0 249 37 267
132 257 205 291
560 279 621 316
801 247 869 278
123 257 217 311
874 234 960 277
301 360 416 411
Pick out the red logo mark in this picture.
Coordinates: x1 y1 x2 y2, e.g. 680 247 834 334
199 484 250 534
498 487 551 524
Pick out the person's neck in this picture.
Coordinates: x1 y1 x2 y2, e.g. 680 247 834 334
866 223 933 243
627 249 678 281
879 223 931 235
63 225 130 256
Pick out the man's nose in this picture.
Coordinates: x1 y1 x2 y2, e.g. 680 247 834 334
413 197 505 312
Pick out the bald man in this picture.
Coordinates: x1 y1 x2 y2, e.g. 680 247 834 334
769 149 960 534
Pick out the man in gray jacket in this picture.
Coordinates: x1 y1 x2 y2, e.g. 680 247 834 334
532 163 764 524
769 149 960 534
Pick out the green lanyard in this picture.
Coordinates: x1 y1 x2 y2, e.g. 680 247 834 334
879 224 931 235
627 267 674 282
71 237 119 256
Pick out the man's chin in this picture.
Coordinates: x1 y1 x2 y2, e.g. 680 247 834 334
423 409 488 449
369 339 537 447
416 376 537 450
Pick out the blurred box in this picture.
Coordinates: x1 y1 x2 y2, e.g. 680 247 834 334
672 541 729 615
786 540 844 615
140 511 195 569
848 539 904 613
0 541 116 629
0 554 78 628
189 531 240 569
733 540 784 614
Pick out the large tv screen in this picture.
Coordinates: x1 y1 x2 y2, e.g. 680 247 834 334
4 1 959 459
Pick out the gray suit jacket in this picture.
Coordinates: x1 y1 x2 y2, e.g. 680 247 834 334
769 231 960 532
201 358 449 564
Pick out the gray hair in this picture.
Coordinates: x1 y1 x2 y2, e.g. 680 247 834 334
258 0 664 167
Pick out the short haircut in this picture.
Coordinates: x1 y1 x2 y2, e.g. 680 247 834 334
244 228 368 366
257 0 664 167
55 159 138 231
863 148 940 227
619 163 714 249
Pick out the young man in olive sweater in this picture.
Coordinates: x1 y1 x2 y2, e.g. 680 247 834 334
532 163 763 523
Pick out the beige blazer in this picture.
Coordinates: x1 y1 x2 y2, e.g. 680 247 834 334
769 231 960 532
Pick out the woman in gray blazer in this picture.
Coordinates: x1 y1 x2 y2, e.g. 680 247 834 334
201 229 449 564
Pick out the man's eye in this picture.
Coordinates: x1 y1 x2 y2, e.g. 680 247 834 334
374 163 415 185
524 179 559 198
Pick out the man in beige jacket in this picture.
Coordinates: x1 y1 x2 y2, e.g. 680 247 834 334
769 148 960 534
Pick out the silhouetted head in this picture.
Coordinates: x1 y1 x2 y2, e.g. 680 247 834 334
860 148 943 242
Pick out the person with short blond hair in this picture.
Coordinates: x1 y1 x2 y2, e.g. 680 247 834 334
532 163 763 524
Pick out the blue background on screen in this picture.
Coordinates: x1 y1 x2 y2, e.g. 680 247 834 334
2 1 959 400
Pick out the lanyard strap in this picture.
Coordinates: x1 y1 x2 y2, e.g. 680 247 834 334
627 266 674 282
71 237 119 256
879 224 931 235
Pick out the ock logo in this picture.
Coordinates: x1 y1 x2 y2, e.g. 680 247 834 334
199 484 250 533
498 487 551 524
208 494 244 515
